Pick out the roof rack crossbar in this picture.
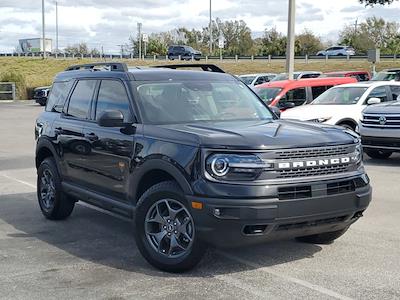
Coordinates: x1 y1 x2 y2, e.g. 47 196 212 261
152 64 225 73
65 62 128 72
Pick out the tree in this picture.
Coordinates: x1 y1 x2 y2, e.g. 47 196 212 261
260 27 286 56
339 17 400 53
360 0 397 5
64 43 89 55
296 29 323 55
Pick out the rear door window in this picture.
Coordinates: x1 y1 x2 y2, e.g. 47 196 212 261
280 88 307 107
67 80 97 119
46 81 73 113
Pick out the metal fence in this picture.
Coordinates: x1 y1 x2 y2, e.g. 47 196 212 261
0 82 16 100
0 52 399 62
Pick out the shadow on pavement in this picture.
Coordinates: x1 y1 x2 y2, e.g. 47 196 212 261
0 192 322 278
364 153 400 168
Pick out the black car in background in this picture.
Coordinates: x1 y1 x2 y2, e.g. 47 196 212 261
168 45 201 60
33 86 51 106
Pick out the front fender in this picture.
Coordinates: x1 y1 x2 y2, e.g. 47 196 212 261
130 157 194 204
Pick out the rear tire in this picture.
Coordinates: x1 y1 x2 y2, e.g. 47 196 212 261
296 228 349 244
134 181 206 273
37 158 75 220
365 149 393 159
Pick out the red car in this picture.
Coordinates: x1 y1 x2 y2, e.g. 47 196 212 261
254 77 358 110
324 71 371 81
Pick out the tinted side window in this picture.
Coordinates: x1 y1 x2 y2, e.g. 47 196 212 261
67 80 96 119
96 80 132 122
390 86 400 101
366 86 388 103
311 86 329 99
46 81 73 113
280 88 307 107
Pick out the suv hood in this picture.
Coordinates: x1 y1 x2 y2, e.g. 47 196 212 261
282 104 359 121
144 120 356 150
363 101 400 114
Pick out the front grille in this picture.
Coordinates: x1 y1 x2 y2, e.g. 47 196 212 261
361 113 400 129
327 180 355 195
362 136 400 149
278 180 355 200
275 145 352 159
276 164 349 178
276 215 348 231
278 186 312 200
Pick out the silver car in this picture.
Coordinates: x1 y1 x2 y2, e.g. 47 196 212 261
238 73 277 87
360 96 400 159
317 46 355 57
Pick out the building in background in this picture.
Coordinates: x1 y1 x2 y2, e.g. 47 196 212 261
18 38 52 54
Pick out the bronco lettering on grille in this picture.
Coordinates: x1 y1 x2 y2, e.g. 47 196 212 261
277 157 351 169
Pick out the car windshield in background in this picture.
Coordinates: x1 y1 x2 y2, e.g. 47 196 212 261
312 87 367 105
272 73 300 81
372 72 400 81
255 87 282 104
239 76 256 85
135 81 273 124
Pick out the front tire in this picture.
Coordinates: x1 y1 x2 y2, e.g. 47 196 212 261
296 227 349 244
134 181 206 273
365 149 393 159
37 158 75 220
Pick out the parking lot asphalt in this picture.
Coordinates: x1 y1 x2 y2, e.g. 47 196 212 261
0 102 399 300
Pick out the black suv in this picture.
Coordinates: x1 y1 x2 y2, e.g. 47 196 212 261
168 45 201 61
35 62 371 272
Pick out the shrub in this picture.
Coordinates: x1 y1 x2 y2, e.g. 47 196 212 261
0 71 27 100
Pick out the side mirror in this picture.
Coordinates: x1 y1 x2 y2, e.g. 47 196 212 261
97 110 125 127
367 97 381 105
280 102 296 109
270 106 281 118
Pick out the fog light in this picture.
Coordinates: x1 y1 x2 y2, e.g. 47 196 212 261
214 208 221 216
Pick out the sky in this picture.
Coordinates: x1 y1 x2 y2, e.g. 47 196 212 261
1 0 400 53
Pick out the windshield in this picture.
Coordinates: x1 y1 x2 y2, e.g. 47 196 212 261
271 73 300 81
372 71 400 81
312 87 367 105
255 87 282 104
239 76 256 85
135 81 273 124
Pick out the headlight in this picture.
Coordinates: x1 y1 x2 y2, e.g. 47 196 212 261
352 143 363 164
308 117 331 123
206 154 273 181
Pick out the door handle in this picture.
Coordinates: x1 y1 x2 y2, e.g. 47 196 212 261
54 127 63 134
85 132 99 141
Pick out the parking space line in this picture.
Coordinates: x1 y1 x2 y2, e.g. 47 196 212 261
0 173 36 189
217 251 354 300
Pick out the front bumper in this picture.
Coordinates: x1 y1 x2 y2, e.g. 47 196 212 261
188 175 371 247
362 135 400 152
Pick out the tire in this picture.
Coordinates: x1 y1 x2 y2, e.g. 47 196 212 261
296 227 349 244
338 122 356 131
134 181 206 273
37 158 75 220
365 149 393 159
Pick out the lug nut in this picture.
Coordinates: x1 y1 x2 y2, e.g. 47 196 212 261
174 231 178 234
168 233 171 236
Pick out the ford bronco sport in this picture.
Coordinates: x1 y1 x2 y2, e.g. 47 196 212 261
35 62 371 272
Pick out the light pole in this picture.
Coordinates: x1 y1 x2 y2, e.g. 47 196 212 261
209 0 212 54
137 22 142 60
286 0 296 80
55 1 58 53
42 0 46 58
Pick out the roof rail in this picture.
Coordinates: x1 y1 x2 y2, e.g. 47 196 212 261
152 64 225 73
65 62 128 72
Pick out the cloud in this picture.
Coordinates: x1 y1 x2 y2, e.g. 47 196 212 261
1 0 400 53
